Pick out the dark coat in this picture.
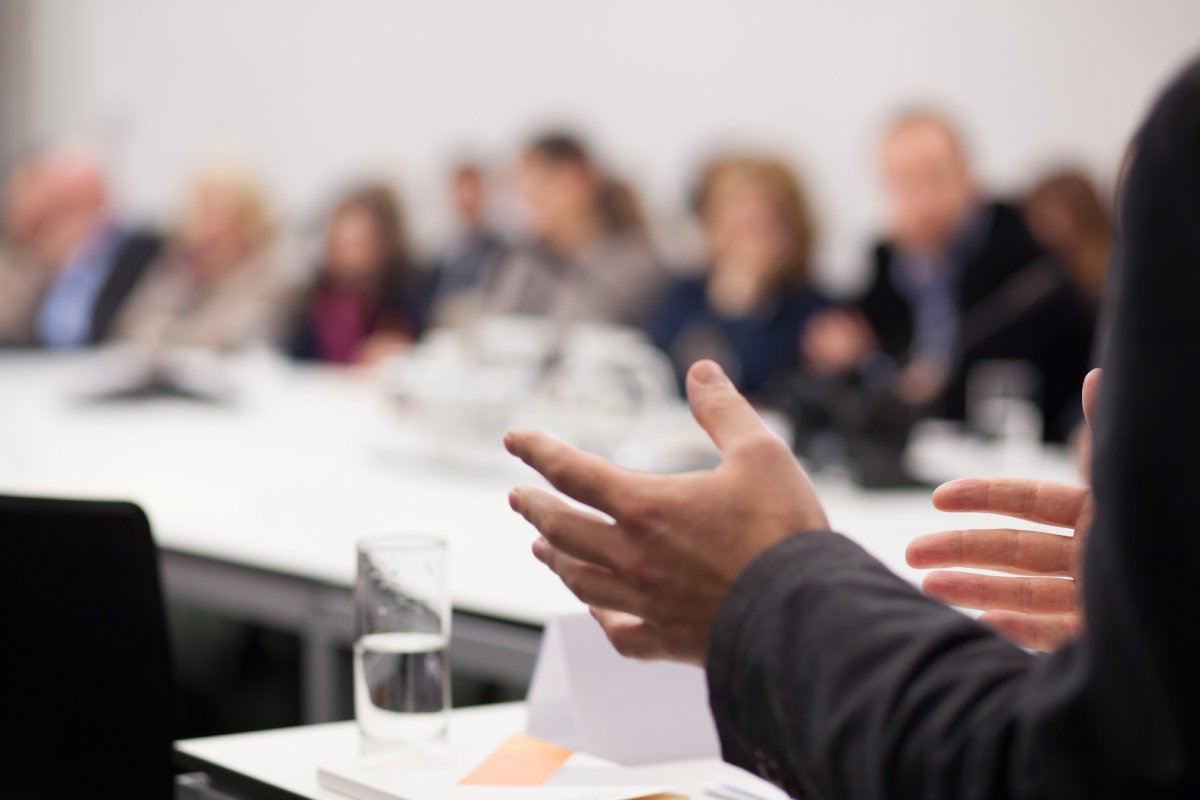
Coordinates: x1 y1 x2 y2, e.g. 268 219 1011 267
706 56 1200 799
856 203 1095 440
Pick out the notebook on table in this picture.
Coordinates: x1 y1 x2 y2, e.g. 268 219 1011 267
317 733 682 800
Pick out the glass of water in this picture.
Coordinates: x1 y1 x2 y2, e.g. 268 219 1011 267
354 535 451 754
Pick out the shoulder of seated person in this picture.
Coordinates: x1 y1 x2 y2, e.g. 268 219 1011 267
984 198 1029 228
594 231 657 260
869 238 895 268
120 227 167 255
665 270 707 290
786 282 831 308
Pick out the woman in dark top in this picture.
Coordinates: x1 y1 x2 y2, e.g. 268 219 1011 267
287 184 421 365
647 155 826 398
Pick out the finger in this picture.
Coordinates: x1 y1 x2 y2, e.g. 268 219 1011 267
531 539 646 615
685 360 771 454
932 478 1089 528
505 430 630 515
906 528 1074 575
589 607 665 660
1081 368 1102 430
510 486 626 572
922 571 1077 613
979 610 1082 652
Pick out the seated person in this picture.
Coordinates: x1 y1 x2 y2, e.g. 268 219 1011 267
425 162 507 328
647 155 827 398
803 111 1094 441
286 183 421 365
0 154 53 345
115 164 287 353
485 132 664 327
1024 167 1111 312
31 144 163 349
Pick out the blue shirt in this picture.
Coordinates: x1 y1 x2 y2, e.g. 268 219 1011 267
36 223 126 349
647 274 828 397
887 205 993 370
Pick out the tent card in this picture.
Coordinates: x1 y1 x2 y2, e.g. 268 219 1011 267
526 613 720 765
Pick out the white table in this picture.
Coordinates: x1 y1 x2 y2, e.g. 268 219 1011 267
175 702 776 800
0 352 578 718
0 351 1079 720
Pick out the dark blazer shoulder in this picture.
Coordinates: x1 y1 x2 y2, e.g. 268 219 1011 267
89 228 165 344
851 241 912 360
957 200 1045 309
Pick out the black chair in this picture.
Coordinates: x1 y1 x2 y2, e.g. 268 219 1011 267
0 495 176 799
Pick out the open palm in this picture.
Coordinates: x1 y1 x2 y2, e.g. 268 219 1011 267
908 478 1090 650
905 369 1101 651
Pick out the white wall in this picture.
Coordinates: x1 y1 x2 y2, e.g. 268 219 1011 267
22 0 1200 292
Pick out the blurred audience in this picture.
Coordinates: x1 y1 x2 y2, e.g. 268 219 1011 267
286 183 421 365
647 155 827 398
1024 168 1110 309
485 132 664 326
115 165 286 353
0 113 1128 739
426 162 508 328
30 145 163 349
4 120 1104 444
0 154 53 345
802 111 1094 441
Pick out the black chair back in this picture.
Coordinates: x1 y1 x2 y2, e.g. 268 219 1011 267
0 495 175 799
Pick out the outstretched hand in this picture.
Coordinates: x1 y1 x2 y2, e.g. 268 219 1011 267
905 368 1101 650
908 477 1091 650
506 360 828 666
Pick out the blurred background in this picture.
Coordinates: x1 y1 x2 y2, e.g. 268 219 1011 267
4 1 1198 287
3 0 1200 744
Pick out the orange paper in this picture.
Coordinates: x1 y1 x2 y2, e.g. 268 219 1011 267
458 734 574 786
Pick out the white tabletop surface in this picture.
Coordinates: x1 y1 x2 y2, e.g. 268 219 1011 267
0 351 1080 627
176 702 780 800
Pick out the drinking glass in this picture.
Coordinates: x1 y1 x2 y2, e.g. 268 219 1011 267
966 359 1044 472
354 535 451 754
967 359 1043 443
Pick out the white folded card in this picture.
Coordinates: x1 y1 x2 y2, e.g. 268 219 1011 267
526 613 720 765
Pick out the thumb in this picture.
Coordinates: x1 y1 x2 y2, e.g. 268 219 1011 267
1081 368 1102 431
686 360 768 453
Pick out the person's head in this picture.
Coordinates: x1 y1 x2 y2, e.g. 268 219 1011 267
1024 169 1110 301
35 143 111 266
1 153 52 252
517 132 602 248
450 163 487 230
596 177 654 246
176 164 275 283
694 155 816 290
879 110 977 256
323 183 410 291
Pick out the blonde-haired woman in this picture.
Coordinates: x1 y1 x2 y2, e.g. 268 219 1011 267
116 164 287 352
647 154 828 397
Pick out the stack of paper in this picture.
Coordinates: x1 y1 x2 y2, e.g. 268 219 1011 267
317 733 682 800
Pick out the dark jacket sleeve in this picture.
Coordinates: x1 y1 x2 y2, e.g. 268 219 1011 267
706 57 1200 800
708 533 1038 799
